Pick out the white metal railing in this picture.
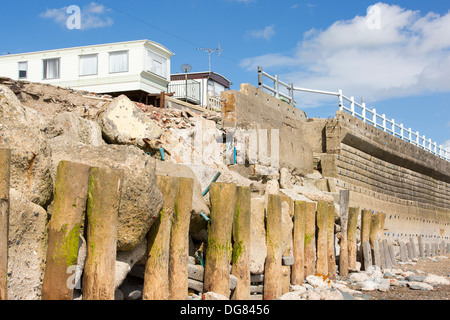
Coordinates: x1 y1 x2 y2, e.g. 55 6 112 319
257 66 449 162
207 94 222 112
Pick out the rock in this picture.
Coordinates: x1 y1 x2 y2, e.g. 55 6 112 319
7 188 48 300
188 279 204 293
366 265 382 279
265 179 279 198
314 287 344 300
301 290 322 300
249 196 267 274
0 85 53 207
305 275 330 288
115 240 147 289
47 112 105 146
349 272 370 283
289 285 307 294
407 282 433 291
378 279 390 292
277 291 305 300
279 168 293 189
98 94 161 148
115 261 131 290
120 283 143 300
115 288 125 300
354 279 379 291
188 264 204 282
340 291 357 300
250 274 264 283
229 274 238 291
49 136 164 251
405 275 426 282
282 256 295 266
203 292 229 300
250 285 264 294
424 274 449 285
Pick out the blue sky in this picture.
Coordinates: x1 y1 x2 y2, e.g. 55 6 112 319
1 0 449 153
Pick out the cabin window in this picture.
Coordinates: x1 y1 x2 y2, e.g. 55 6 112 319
109 50 128 73
18 61 27 79
43 58 60 79
79 54 98 76
147 50 167 78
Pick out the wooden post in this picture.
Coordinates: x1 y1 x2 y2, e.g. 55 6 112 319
316 201 328 276
406 241 413 261
142 176 177 300
231 186 251 300
418 236 424 259
82 167 123 300
263 194 283 300
409 237 417 260
380 240 386 268
400 241 408 262
204 182 236 297
0 149 11 300
339 190 349 277
169 177 194 300
347 207 359 271
425 242 430 257
360 209 372 270
369 212 381 267
362 241 372 269
388 241 396 266
383 239 392 269
280 195 293 296
304 202 316 277
327 204 336 279
42 161 91 300
291 201 306 285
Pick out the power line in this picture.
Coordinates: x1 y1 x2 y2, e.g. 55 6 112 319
96 1 240 66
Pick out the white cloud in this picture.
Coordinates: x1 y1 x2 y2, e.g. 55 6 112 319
242 2 450 107
442 140 450 151
246 25 276 41
40 2 113 30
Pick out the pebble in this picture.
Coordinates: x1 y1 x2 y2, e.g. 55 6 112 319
407 282 433 291
405 275 426 282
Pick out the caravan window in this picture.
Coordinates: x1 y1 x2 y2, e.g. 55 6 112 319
147 50 167 78
43 58 60 79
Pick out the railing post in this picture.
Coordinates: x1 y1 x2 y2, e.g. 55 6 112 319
289 83 294 105
360 103 365 122
416 131 420 146
338 90 343 110
350 96 355 116
372 108 377 126
400 123 404 141
391 119 395 135
382 114 387 132
274 75 280 98
257 66 263 88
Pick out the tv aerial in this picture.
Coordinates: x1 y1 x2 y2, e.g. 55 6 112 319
197 44 222 72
